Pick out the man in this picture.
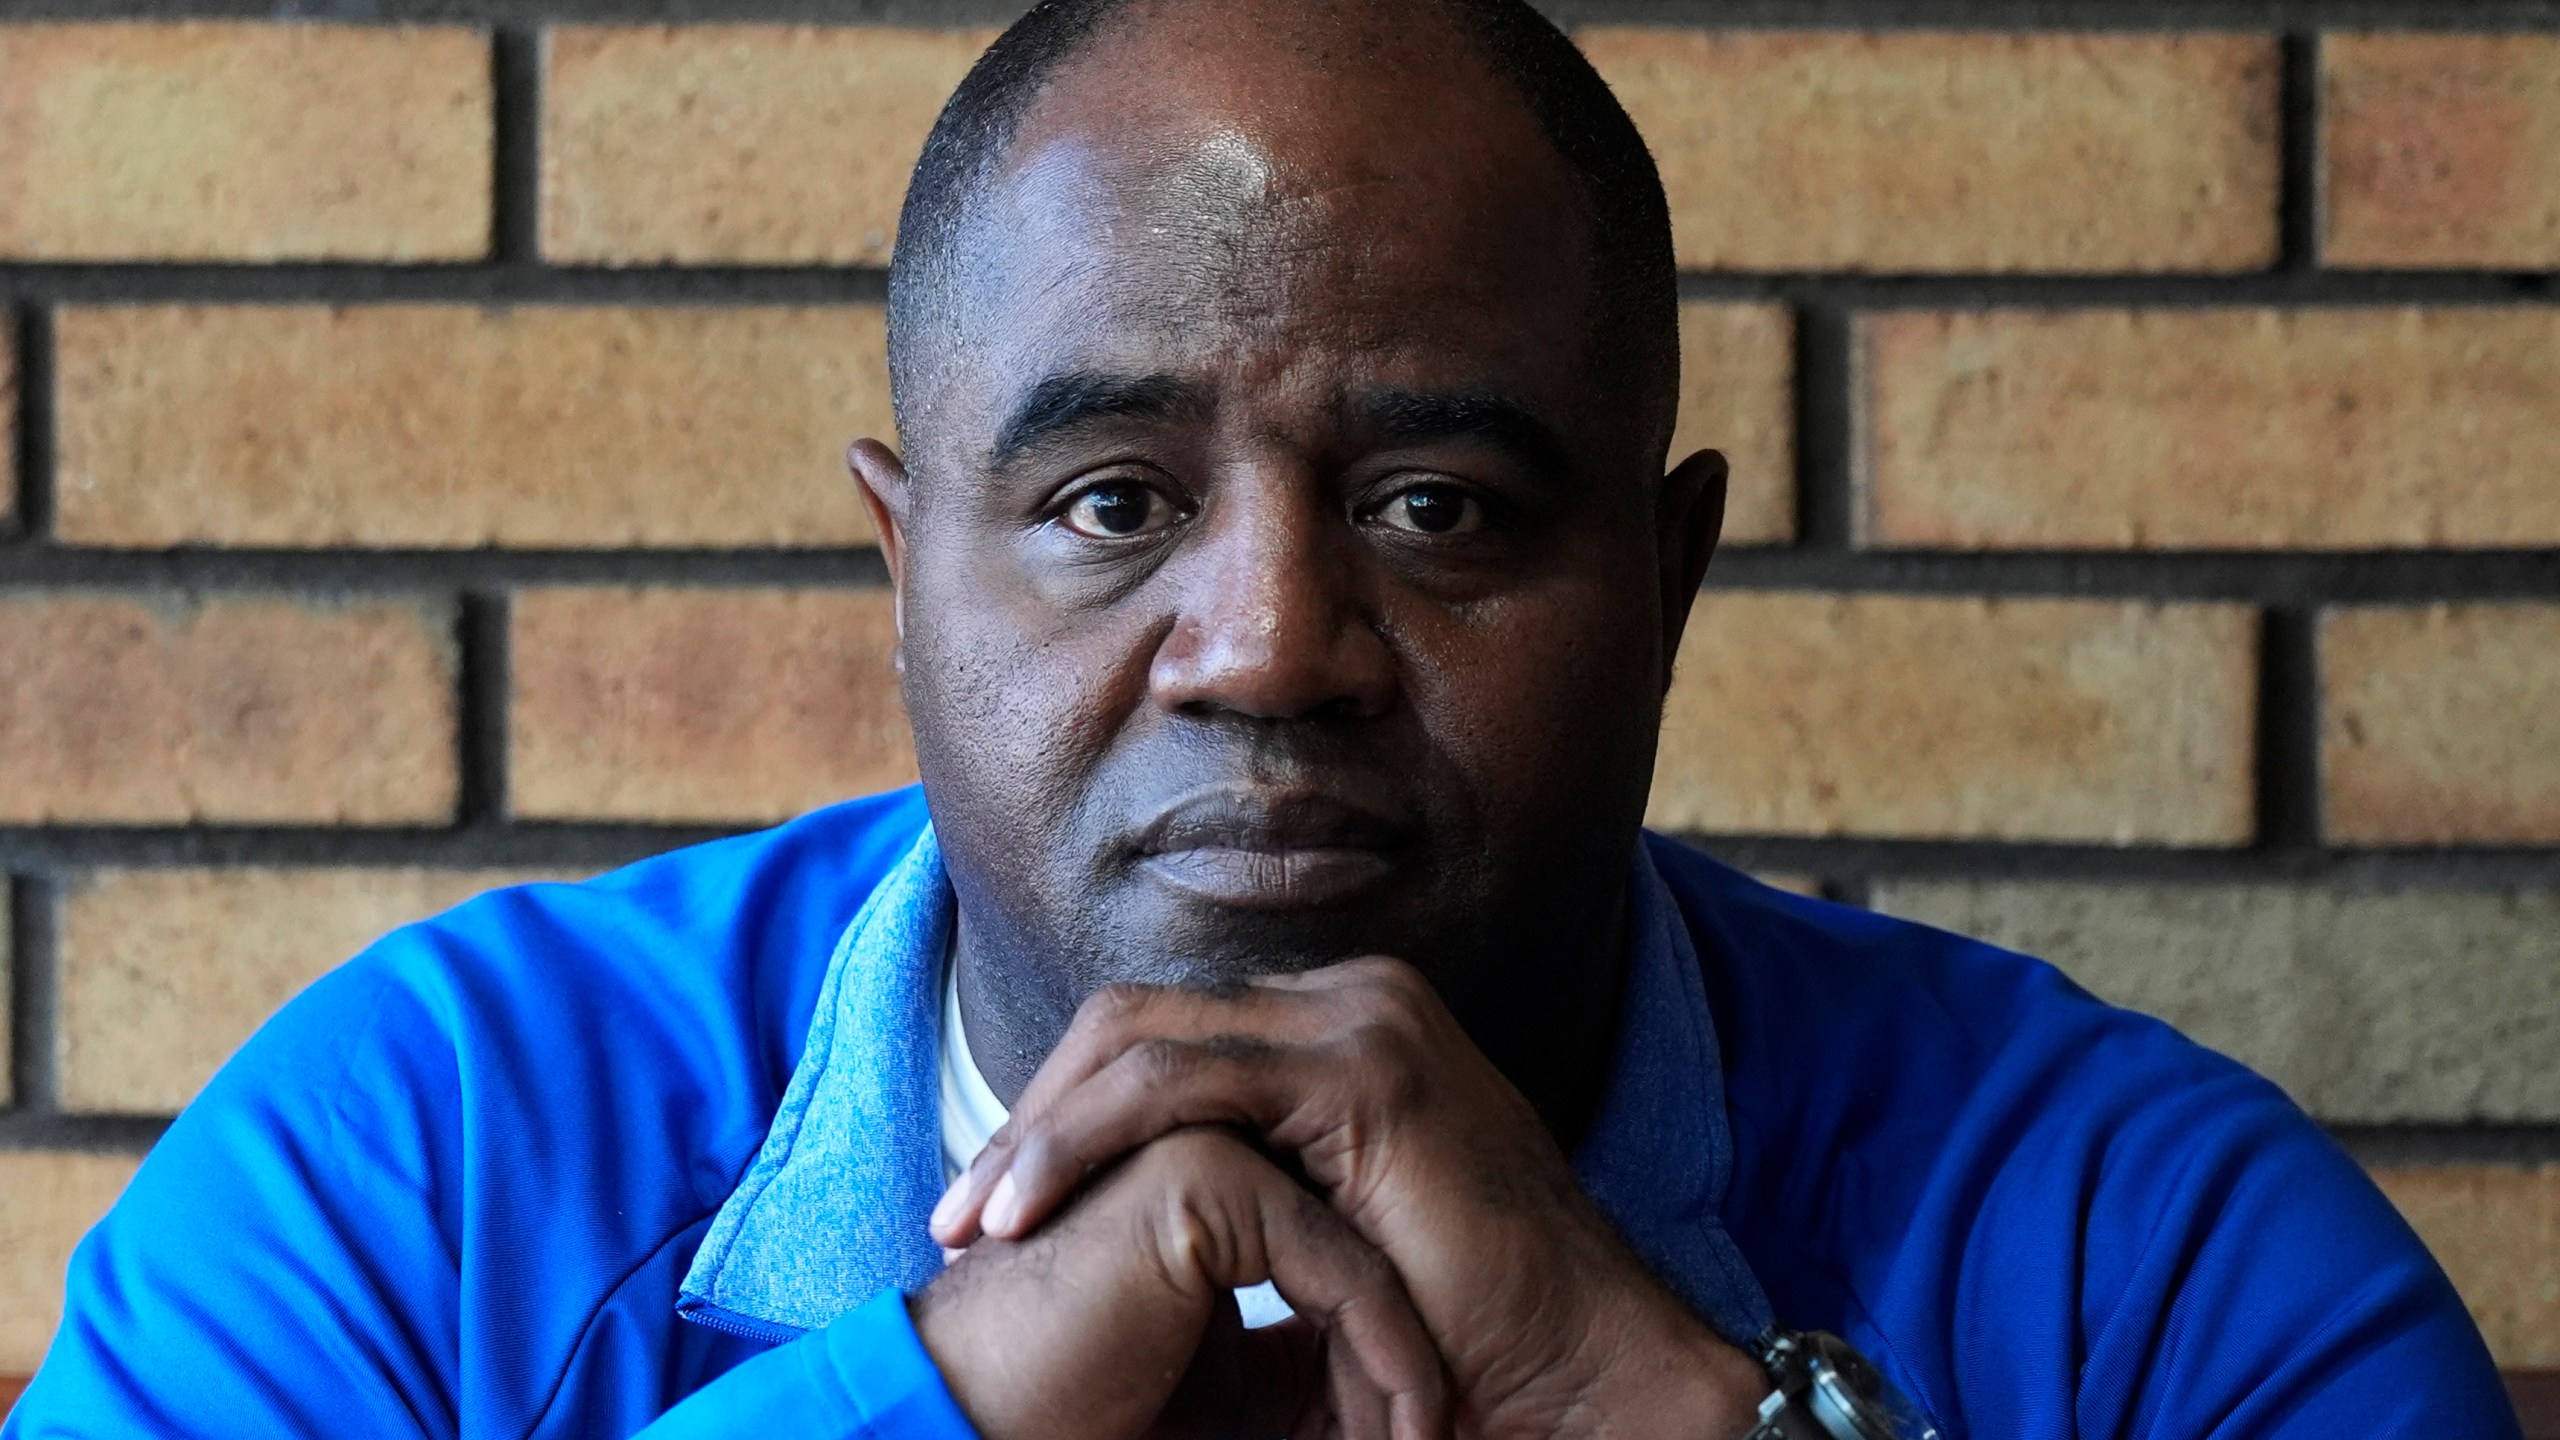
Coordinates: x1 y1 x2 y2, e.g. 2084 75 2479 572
6 0 2516 1436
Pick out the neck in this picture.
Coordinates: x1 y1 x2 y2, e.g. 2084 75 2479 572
1447 882 1630 1152
949 906 1071 1107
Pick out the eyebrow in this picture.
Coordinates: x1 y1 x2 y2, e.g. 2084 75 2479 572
1358 389 1574 481
989 372 1210 468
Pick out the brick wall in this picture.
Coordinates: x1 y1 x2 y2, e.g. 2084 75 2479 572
1 0 2556 1417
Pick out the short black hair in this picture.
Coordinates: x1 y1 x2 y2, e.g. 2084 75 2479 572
885 0 1679 458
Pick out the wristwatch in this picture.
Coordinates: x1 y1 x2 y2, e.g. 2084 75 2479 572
1742 1328 1938 1440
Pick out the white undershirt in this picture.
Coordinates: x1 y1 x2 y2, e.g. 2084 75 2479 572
938 961 1294 1329
939 961 1011 1184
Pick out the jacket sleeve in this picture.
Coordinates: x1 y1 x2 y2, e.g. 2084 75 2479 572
0 962 468 1439
2074 1100 2523 1440
636 1292 979 1440
1 933 981 1440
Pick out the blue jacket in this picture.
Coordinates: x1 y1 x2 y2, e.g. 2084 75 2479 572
7 787 2517 1438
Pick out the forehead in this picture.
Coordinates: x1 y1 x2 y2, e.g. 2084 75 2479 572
921 2 1603 451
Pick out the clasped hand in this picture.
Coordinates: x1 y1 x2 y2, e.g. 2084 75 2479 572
911 958 1762 1440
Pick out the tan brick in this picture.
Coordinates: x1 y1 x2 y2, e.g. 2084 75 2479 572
1860 308 2560 550
543 26 996 265
1581 30 2278 273
2324 605 2560 845
1873 881 2560 1123
57 868 570 1115
0 23 488 262
1674 303 1793 545
55 306 892 550
512 588 914 822
0 593 457 824
2372 1166 2560 1368
2324 35 2560 269
0 1151 141 1373
1649 593 2255 843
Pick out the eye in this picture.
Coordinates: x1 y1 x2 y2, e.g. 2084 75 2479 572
1373 482 1486 536
1058 479 1180 539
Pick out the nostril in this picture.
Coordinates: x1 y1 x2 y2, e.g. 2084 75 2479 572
1307 694 1371 724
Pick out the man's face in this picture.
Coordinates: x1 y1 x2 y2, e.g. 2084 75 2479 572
865 3 1719 1074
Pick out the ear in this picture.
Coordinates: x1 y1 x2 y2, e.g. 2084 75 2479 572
847 438 915 650
1654 447 1727 693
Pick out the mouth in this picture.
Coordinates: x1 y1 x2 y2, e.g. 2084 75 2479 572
1131 788 1420 908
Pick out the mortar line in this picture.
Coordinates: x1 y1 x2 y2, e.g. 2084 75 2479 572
0 1113 170 1153
6 0 2560 28
455 589 513 829
491 24 545 266
7 873 57 1118
18 546 2560 601
1790 299 1855 552
2328 1123 2560 1169
9 263 2552 308
2279 31 2325 272
12 306 54 546
2254 607 2325 854
2 825 2553 876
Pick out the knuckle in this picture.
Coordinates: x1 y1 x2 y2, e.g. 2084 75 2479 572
1353 952 1427 993
1127 1036 1197 1085
1084 982 1154 1029
1345 1021 1428 1109
1198 1031 1277 1065
1344 1016 1411 1068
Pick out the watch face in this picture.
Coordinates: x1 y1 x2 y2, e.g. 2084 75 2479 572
1802 1333 1939 1440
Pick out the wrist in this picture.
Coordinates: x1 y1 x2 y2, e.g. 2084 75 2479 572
1563 1283 1765 1440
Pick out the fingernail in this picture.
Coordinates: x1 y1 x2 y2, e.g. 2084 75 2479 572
985 1171 1019 1234
930 1179 966 1232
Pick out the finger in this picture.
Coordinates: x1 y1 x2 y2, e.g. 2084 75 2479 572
937 960 1444 1248
934 985 1347 1245
972 1036 1342 1243
1241 1152 1449 1440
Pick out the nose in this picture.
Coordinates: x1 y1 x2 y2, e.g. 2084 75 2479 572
1147 479 1397 722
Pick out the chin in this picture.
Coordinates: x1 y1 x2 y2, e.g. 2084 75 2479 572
1076 874 1449 990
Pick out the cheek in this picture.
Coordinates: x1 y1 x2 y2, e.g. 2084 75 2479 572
1399 577 1664 834
900 546 1153 836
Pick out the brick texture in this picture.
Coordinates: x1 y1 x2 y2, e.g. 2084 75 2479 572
1648 593 2256 843
2373 1166 2560 1368
0 1152 141 1373
2325 35 2560 270
543 26 997 265
1860 308 2560 550
0 594 456 824
0 23 489 262
1674 303 1794 545
1580 30 2278 274
55 305 893 550
511 587 915 822
57 868 567 1115
2324 605 2560 846
1872 880 2560 1123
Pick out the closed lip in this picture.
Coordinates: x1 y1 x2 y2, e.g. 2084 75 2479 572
1131 789 1419 907
1134 788 1418 856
